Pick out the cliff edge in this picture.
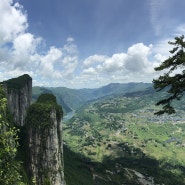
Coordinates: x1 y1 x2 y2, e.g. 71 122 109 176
2 75 65 184
26 94 65 185
2 74 32 126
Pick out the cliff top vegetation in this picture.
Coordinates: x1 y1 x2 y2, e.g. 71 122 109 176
37 93 57 104
3 74 32 90
26 93 63 128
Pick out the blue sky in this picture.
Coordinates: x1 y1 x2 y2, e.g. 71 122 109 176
0 0 185 88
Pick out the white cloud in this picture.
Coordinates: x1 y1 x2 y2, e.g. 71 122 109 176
0 0 181 88
41 47 62 64
124 43 151 72
82 67 98 75
83 55 107 66
0 0 27 44
81 53 126 76
82 43 153 75
154 53 167 62
0 0 80 85
78 42 162 88
103 53 126 73
61 40 79 79
63 40 78 55
39 46 62 78
61 56 78 79
152 38 172 56
11 33 41 68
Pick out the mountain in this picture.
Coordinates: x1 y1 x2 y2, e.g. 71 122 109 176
26 94 65 185
63 88 185 185
92 82 152 97
32 86 72 114
1 75 66 185
33 82 152 113
31 82 185 184
2 74 32 126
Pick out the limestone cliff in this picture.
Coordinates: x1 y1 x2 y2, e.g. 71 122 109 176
26 94 65 185
2 75 65 184
2 74 32 126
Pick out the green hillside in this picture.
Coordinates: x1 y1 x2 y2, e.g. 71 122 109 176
32 86 72 114
64 144 185 185
33 82 152 112
32 83 185 184
63 90 185 184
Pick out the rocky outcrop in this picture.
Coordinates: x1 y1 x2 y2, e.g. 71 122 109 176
2 75 66 184
26 94 65 185
3 74 32 126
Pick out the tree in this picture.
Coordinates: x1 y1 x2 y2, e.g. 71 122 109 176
0 85 25 185
153 35 185 115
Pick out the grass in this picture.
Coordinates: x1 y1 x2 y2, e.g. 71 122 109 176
63 94 185 184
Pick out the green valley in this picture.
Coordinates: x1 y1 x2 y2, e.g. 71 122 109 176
63 89 185 184
32 83 185 184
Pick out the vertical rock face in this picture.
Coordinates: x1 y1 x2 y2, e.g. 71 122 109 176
2 76 65 184
3 74 32 126
26 94 65 185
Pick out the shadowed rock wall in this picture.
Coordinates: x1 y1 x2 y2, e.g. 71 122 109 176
3 74 32 126
26 94 65 185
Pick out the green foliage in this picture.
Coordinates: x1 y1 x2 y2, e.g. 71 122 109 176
64 146 94 185
3 74 32 90
26 94 63 128
153 35 185 114
64 141 185 185
32 86 71 115
0 85 25 185
32 86 53 103
37 93 57 104
64 91 185 184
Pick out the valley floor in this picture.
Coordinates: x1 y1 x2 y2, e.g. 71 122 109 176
63 95 185 185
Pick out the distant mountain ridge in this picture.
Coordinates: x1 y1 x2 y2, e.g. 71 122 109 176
33 82 153 113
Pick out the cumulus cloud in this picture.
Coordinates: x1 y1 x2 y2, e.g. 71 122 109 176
124 43 152 72
82 53 126 75
0 0 27 43
39 46 62 77
37 40 78 80
83 55 107 66
78 42 165 88
82 67 98 75
0 1 79 85
60 39 79 79
103 53 126 73
82 43 153 75
63 38 78 55
11 33 41 68
0 0 175 88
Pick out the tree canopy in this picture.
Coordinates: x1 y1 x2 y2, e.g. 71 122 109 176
153 35 185 115
26 94 63 128
3 74 32 90
0 85 25 185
